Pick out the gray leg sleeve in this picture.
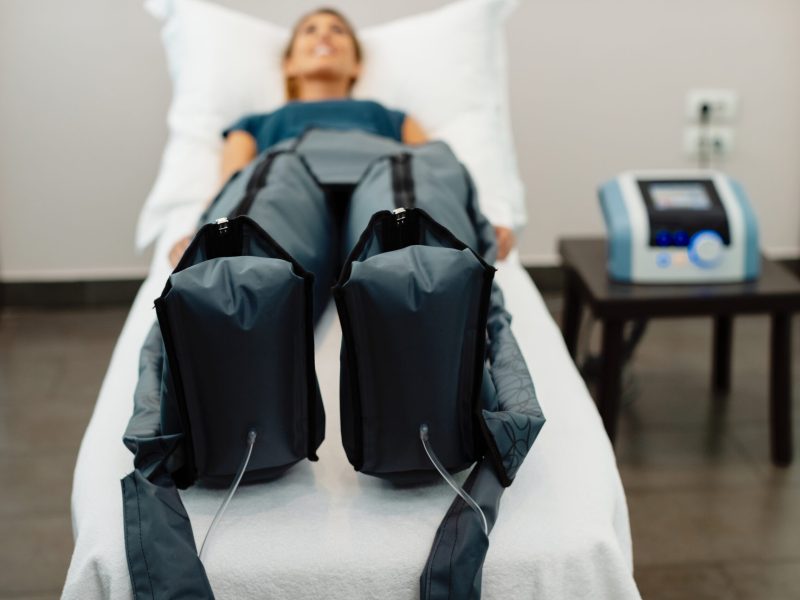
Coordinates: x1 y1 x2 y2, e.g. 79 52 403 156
419 458 504 600
121 470 214 599
480 283 546 485
121 324 215 599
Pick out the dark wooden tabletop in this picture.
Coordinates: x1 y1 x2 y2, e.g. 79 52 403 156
558 238 800 319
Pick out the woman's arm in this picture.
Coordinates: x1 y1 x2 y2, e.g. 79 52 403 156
494 227 515 261
221 130 258 183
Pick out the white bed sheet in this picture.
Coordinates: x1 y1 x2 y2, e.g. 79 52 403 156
63 216 641 599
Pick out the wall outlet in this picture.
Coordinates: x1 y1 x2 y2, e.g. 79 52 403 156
686 89 738 121
683 126 735 158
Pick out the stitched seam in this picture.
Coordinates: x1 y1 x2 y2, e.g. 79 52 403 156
424 518 448 598
447 500 466 599
135 476 154 597
121 478 139 599
423 496 461 599
479 411 513 487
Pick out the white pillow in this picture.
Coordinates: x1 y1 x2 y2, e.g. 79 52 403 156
138 0 526 250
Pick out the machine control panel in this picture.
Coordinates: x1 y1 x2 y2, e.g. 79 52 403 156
599 170 760 284
637 180 730 247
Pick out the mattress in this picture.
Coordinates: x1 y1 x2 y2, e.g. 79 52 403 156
63 216 641 599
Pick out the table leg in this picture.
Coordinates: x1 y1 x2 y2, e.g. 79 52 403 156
770 312 793 466
562 269 583 360
712 316 733 394
598 319 625 444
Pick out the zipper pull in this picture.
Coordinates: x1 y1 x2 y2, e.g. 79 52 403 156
215 217 229 235
391 207 407 248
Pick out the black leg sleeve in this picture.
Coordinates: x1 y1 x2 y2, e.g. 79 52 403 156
421 283 546 599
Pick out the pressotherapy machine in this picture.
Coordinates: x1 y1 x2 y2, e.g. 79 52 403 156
599 170 760 283
121 128 545 600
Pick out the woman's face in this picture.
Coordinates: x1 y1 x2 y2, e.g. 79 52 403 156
284 12 361 86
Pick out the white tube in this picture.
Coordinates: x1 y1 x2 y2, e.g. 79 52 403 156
419 424 488 536
199 429 257 561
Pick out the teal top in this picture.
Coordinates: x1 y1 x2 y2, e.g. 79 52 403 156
223 99 406 152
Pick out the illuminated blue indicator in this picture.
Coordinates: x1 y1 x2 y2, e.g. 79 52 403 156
655 230 672 247
673 230 690 246
656 252 671 268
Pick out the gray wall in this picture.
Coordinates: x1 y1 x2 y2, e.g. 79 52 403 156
1 0 798 279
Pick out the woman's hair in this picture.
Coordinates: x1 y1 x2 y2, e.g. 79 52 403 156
283 8 363 101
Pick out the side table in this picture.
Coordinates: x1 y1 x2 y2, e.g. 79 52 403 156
558 237 800 466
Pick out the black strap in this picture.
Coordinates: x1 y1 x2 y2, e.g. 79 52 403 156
231 130 316 218
419 458 504 600
122 470 215 599
390 153 416 209
231 151 283 218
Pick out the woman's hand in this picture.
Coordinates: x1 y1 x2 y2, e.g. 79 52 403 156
494 226 516 261
169 235 192 267
401 116 428 145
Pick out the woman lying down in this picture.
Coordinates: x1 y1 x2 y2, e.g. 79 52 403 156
123 8 545 600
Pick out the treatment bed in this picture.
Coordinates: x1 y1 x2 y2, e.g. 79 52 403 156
63 1 641 596
63 209 640 598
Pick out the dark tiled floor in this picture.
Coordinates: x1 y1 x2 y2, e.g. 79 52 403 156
0 307 128 598
545 296 800 600
1 297 799 598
